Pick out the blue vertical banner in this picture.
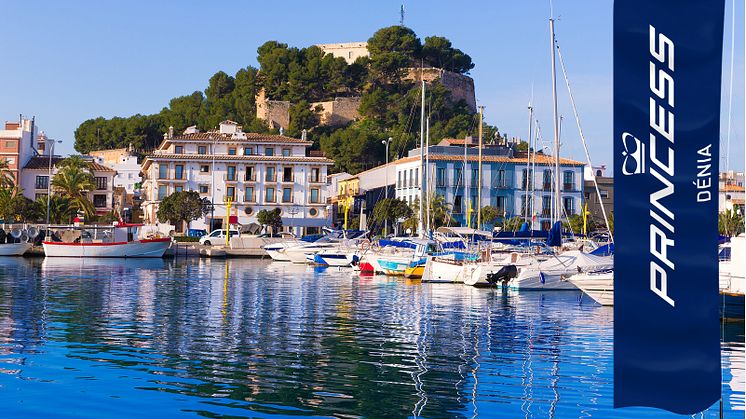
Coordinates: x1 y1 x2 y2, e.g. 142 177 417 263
614 0 724 415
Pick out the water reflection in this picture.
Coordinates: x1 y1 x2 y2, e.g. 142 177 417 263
0 258 740 418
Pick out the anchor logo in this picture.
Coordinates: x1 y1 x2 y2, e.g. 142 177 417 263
621 132 646 175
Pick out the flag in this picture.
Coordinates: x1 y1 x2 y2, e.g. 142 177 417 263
614 0 724 414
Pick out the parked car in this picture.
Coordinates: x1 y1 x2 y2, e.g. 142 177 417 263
199 229 240 246
187 229 207 238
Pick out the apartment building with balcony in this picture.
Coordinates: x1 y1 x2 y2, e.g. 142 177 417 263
140 121 334 234
394 138 585 230
20 156 116 214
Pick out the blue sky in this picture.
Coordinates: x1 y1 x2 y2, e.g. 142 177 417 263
1 0 743 170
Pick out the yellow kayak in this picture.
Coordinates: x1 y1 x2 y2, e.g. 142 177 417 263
404 265 424 279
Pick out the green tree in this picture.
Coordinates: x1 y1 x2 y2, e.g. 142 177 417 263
160 91 204 133
719 208 745 237
0 159 15 188
502 216 525 232
51 165 96 217
367 26 421 86
156 191 204 228
287 101 319 137
257 208 283 232
480 205 503 228
36 195 76 224
2 195 42 223
421 36 474 74
403 194 454 232
371 198 412 229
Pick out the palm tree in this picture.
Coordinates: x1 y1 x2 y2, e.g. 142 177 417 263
35 195 76 224
0 159 15 189
51 165 96 217
719 208 745 237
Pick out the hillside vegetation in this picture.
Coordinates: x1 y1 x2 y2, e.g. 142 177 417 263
75 26 505 174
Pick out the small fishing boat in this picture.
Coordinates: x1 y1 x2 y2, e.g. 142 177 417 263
43 223 171 258
0 242 32 256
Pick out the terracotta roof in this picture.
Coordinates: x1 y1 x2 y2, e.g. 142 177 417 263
23 156 115 172
171 132 311 144
143 153 333 166
722 184 745 192
392 153 584 166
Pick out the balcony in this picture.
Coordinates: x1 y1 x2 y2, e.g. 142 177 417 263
563 183 574 191
281 176 294 184
265 174 277 182
541 210 551 217
223 174 238 183
308 175 326 184
542 182 552 190
244 174 256 182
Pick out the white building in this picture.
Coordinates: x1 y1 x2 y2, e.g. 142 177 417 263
0 117 49 184
141 121 334 235
719 171 745 214
89 147 142 200
394 141 585 230
20 156 116 214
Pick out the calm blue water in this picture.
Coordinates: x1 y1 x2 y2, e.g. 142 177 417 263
0 257 741 418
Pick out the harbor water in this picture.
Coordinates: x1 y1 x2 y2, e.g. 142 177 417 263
0 258 742 418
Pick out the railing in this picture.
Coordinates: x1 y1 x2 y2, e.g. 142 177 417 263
308 175 326 183
224 174 238 182
244 173 256 182
265 174 276 182
543 182 552 190
563 183 574 191
541 210 551 217
282 175 294 183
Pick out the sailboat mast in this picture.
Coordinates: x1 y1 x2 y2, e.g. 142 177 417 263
528 102 535 226
549 17 561 225
426 115 431 235
464 119 469 228
524 102 533 220
477 106 484 229
419 80 425 238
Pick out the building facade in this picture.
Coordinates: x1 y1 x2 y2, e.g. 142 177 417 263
20 156 116 214
0 117 48 184
89 147 142 210
394 141 585 230
141 121 334 234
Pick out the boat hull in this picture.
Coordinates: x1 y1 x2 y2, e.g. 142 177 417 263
567 271 614 305
43 238 171 258
423 258 465 283
0 243 32 256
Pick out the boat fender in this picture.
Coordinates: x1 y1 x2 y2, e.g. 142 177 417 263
486 265 518 286
351 255 360 266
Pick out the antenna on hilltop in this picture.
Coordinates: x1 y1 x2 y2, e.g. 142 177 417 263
400 4 405 26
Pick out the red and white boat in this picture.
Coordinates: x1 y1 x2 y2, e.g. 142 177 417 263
43 223 172 258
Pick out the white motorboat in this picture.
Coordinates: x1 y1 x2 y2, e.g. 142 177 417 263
0 242 32 256
505 250 613 290
463 252 548 287
263 240 299 261
43 224 171 258
566 270 614 305
308 251 360 267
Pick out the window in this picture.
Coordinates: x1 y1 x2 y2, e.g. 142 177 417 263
199 185 209 194
497 170 506 187
228 147 237 155
596 169 602 177
243 147 253 155
282 148 291 157
245 166 255 181
495 196 505 212
563 197 575 214
35 175 48 190
521 169 531 189
403 170 408 188
174 165 184 180
175 185 183 193
542 196 552 217
95 177 108 190
454 196 463 214
200 165 209 173
174 145 183 154
283 167 293 182
543 170 553 190
93 195 107 208
198 145 207 155
158 185 168 200
600 189 609 199
265 147 274 156
265 187 276 202
397 171 402 188
521 195 532 215
244 187 254 202
266 167 276 182
309 208 318 217
4 140 17 149
226 186 235 201
158 164 168 179
310 188 320 203
226 166 236 181
454 168 463 186
310 168 320 183
282 187 292 203
414 168 419 187
563 171 574 191
472 169 479 186
409 169 414 187
436 168 446 186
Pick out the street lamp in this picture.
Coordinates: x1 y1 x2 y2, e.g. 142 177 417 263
381 137 392 236
46 140 62 230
